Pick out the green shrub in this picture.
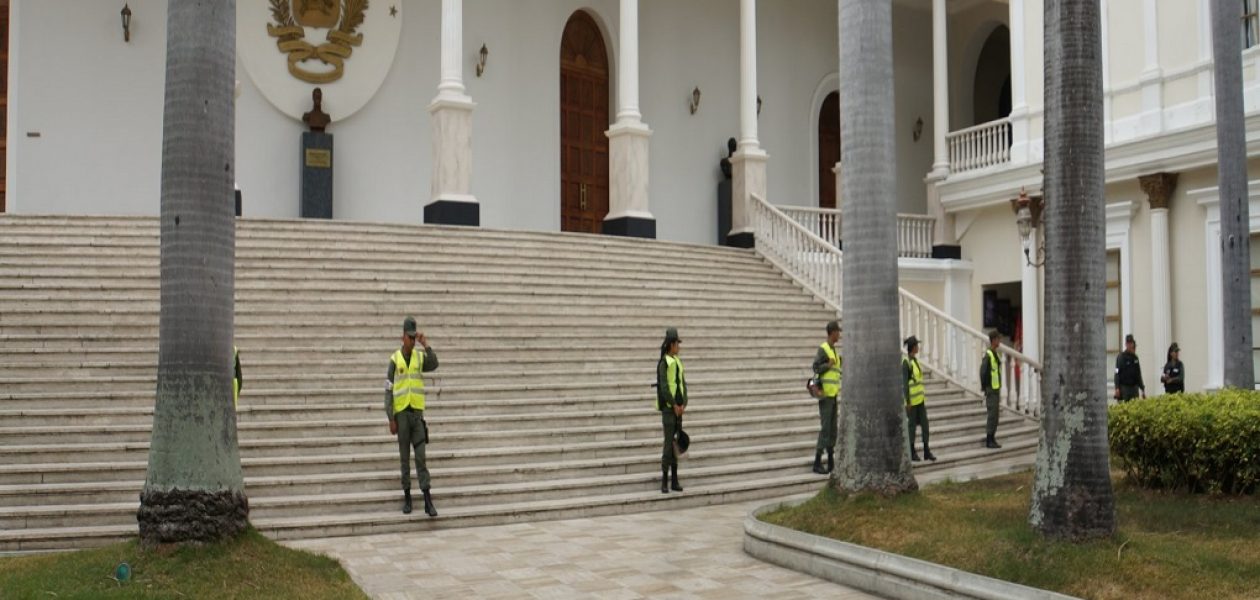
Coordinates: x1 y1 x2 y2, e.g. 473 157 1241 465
1109 389 1260 494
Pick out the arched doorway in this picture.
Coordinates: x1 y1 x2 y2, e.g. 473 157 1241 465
559 11 609 234
972 25 1012 126
817 91 840 210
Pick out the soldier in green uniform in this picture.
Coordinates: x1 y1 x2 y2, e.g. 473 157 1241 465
811 321 842 474
656 327 687 493
903 336 934 461
981 330 1003 449
385 316 440 516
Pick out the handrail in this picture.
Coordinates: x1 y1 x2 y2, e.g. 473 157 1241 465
947 115 1012 137
776 206 936 259
751 193 1043 418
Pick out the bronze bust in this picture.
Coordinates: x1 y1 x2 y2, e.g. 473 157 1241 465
302 88 331 132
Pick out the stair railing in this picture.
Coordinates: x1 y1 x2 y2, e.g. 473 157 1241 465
750 193 1042 418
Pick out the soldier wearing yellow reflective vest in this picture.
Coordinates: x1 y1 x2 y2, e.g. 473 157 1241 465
903 336 935 462
811 321 842 474
233 346 242 410
656 327 687 494
385 316 440 516
980 330 1003 449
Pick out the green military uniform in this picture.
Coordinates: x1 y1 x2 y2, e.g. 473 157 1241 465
1114 351 1144 401
233 346 242 410
386 318 440 516
902 354 931 460
812 342 841 453
981 345 1002 448
656 328 687 493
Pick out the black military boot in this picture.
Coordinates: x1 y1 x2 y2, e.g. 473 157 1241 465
985 436 1002 449
923 448 937 462
402 489 413 515
812 450 826 474
826 449 835 473
670 464 683 492
661 466 670 493
910 448 921 462
422 489 437 517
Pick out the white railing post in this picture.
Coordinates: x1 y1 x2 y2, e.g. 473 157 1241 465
946 117 1014 175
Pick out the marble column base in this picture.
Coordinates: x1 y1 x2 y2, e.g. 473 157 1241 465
606 120 654 238
429 94 477 224
730 146 768 248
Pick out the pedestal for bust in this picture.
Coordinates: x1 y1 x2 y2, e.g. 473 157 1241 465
301 131 334 219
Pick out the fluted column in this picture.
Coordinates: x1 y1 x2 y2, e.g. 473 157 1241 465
1140 172 1178 363
604 0 656 238
426 0 479 226
728 0 768 248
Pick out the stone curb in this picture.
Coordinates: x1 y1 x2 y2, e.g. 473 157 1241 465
743 495 1079 600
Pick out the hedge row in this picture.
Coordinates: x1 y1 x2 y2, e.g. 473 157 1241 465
1109 389 1260 495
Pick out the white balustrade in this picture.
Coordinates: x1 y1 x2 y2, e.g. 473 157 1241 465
777 206 935 258
752 193 1043 418
946 117 1012 173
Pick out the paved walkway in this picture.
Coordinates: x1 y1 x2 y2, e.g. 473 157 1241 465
286 500 879 600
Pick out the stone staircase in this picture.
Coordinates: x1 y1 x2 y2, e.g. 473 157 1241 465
0 215 1038 552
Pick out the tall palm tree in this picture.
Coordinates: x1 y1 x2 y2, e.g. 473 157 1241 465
834 0 917 496
1213 0 1254 389
137 0 247 546
1028 0 1115 540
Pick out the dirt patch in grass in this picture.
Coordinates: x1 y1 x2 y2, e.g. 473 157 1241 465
0 529 368 600
760 471 1260 600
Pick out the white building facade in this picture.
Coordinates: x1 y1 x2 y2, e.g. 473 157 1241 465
5 0 1260 393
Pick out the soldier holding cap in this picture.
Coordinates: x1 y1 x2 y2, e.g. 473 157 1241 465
903 336 934 461
385 316 440 516
1161 343 1185 394
1114 334 1145 401
980 330 1003 449
810 321 842 474
656 327 688 493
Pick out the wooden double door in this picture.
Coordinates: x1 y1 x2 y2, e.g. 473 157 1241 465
559 11 608 234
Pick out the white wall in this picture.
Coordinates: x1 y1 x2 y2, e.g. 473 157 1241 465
8 0 942 244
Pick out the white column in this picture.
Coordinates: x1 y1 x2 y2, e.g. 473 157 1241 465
729 0 768 246
427 0 478 223
1007 0 1030 163
605 0 655 236
930 0 949 174
1020 237 1040 361
1150 207 1172 357
1102 0 1113 144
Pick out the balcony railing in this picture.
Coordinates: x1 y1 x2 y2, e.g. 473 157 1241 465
777 206 935 258
946 117 1012 173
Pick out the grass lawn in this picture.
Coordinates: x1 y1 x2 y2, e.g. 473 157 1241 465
761 471 1260 600
0 529 368 600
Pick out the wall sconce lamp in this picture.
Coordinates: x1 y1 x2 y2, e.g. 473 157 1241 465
1012 188 1045 267
756 94 763 116
476 44 489 77
689 86 702 115
121 3 133 43
912 117 924 142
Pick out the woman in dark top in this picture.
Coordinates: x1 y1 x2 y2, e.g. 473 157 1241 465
1161 342 1184 394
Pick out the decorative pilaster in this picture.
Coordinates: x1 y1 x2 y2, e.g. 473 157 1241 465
1007 0 1030 163
426 0 479 226
1140 172 1179 361
1138 0 1164 135
729 0 767 248
604 0 656 238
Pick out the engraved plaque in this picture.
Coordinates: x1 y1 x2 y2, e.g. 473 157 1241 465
305 149 332 168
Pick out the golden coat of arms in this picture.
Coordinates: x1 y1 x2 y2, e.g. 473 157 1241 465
267 0 369 84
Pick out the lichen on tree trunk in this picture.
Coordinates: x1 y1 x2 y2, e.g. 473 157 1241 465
137 488 249 547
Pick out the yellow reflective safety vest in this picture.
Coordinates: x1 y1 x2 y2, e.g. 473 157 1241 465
903 356 925 406
390 349 426 414
819 343 842 397
658 354 686 410
232 346 240 409
985 349 1001 391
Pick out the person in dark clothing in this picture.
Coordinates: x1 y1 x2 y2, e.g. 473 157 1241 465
811 320 842 474
1161 342 1185 394
385 316 440 516
980 330 1003 449
1114 333 1145 401
656 327 687 493
903 336 934 461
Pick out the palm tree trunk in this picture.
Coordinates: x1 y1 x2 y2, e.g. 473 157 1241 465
833 0 917 496
138 0 247 546
1213 0 1255 389
1029 0 1115 540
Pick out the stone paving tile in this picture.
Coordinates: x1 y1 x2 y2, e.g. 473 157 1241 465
286 500 882 600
